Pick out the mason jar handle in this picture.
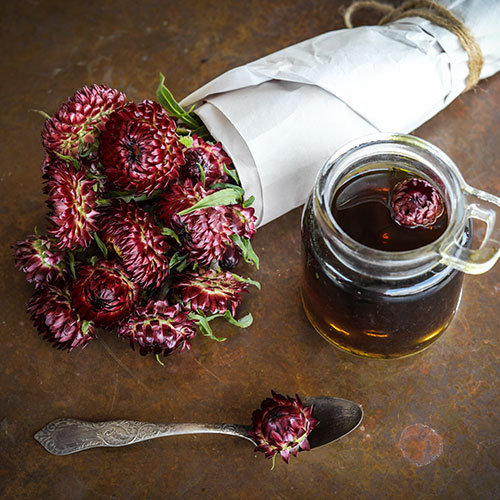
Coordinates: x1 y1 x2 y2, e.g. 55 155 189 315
440 185 500 274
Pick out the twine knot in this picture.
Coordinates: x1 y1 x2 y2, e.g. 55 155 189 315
343 0 484 91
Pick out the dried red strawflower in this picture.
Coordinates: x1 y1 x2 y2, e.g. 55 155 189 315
44 163 100 250
172 268 249 316
249 391 319 464
158 179 256 266
42 152 61 176
28 286 96 351
42 152 110 196
118 300 196 357
42 84 127 157
13 235 68 289
227 204 257 240
100 201 170 289
183 135 231 185
99 100 185 195
391 178 444 228
70 260 139 327
219 245 241 271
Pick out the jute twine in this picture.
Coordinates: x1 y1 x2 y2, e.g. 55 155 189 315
342 0 484 91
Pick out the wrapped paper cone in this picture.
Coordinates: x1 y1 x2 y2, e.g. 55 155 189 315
182 0 500 226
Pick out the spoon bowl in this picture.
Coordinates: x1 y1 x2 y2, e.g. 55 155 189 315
304 396 363 449
34 396 362 456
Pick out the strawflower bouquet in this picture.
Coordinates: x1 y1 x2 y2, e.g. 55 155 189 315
13 77 259 363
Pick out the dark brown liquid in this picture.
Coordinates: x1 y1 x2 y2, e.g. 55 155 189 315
332 170 447 251
301 169 467 358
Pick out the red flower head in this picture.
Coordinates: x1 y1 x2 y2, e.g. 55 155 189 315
70 259 139 327
118 300 196 357
42 152 63 176
44 162 100 250
43 151 110 195
227 204 257 240
219 245 241 271
99 100 185 195
183 135 231 185
391 178 444 228
27 286 96 351
158 180 255 267
42 84 127 157
172 268 249 316
13 235 68 288
249 392 319 464
100 201 170 289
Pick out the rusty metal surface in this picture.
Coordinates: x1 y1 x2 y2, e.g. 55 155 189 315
1 1 499 498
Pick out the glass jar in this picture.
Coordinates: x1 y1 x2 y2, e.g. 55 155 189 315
301 134 500 359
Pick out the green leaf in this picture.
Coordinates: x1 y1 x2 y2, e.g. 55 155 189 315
198 162 206 186
209 183 245 198
54 151 81 170
96 198 111 207
116 193 137 203
78 141 95 158
31 108 51 120
155 354 166 366
223 311 253 329
121 192 154 203
88 255 99 266
161 227 180 245
82 320 91 335
85 170 107 181
93 232 108 259
178 188 242 216
102 190 161 204
189 312 226 342
67 251 76 279
106 190 130 197
175 257 189 273
179 135 194 148
242 195 255 208
169 252 188 270
33 226 40 237
224 166 240 184
230 272 261 290
156 73 202 130
231 234 259 269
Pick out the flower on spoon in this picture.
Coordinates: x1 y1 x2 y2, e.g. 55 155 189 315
249 391 319 466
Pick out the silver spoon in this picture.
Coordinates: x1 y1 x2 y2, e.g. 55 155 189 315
34 396 363 456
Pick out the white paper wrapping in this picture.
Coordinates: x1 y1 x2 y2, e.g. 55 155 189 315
182 0 500 226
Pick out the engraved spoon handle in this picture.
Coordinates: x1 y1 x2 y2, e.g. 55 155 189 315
34 418 255 456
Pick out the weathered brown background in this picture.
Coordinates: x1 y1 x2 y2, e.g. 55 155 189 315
1 1 499 499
